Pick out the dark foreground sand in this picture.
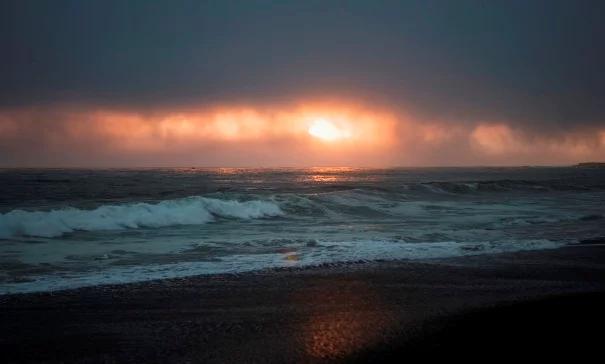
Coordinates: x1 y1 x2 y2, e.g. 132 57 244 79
2 244 605 363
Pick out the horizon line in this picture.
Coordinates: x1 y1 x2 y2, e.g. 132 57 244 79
1 163 601 170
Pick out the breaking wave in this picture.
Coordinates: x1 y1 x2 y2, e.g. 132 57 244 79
0 196 283 238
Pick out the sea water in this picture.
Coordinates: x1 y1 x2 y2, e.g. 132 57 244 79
1 167 604 293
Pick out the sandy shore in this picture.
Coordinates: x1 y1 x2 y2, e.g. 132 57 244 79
2 244 605 363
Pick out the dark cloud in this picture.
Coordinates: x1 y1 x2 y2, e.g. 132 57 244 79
2 0 604 130
1 1 605 167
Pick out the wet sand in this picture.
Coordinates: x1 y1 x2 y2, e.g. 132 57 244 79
2 244 605 363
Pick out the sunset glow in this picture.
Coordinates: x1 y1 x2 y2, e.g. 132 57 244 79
1 100 605 167
308 119 351 141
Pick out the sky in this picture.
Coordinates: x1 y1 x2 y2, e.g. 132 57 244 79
1 0 604 167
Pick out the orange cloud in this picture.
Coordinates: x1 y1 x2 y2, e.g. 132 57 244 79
58 102 400 153
471 124 523 155
470 122 605 164
0 102 604 167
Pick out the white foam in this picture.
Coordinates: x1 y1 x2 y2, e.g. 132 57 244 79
0 196 283 238
0 239 564 294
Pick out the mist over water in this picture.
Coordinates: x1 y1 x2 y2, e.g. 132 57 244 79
1 167 604 293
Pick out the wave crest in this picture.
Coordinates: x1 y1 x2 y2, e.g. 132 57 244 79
0 197 283 238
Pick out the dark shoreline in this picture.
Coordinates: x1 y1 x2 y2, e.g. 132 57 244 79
2 245 605 363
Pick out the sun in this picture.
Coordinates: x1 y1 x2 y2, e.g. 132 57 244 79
308 119 351 141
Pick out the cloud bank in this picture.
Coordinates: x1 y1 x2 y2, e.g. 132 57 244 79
1 1 604 166
1 102 603 167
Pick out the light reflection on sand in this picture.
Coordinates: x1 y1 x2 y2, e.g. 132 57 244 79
291 281 395 360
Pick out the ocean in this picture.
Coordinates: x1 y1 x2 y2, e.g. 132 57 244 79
1 166 604 294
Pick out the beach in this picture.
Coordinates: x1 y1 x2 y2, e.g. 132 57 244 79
2 244 604 363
